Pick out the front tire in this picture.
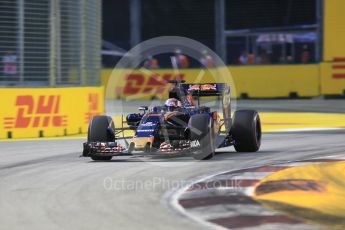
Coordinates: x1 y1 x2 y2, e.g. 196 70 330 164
189 114 215 160
88 115 115 161
231 110 261 152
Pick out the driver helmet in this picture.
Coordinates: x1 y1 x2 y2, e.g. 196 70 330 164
165 98 182 108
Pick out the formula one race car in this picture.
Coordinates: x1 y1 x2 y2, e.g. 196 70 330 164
82 81 261 161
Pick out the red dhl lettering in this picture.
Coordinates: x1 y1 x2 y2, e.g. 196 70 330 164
85 93 101 124
4 95 67 129
123 73 185 95
123 73 144 94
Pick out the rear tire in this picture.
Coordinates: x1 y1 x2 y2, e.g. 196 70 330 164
88 115 115 161
231 110 261 152
189 114 215 160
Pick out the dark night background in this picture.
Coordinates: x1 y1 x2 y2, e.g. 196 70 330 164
102 0 316 66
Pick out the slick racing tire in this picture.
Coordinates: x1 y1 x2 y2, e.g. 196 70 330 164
88 115 115 161
189 114 215 160
231 110 261 152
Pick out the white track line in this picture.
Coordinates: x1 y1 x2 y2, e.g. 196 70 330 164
269 127 345 132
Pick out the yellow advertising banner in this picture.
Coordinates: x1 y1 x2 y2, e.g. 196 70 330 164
0 87 104 139
230 65 319 98
320 62 345 95
103 68 227 100
102 65 320 99
324 0 345 62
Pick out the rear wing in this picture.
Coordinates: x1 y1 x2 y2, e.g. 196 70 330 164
180 83 229 97
181 83 232 132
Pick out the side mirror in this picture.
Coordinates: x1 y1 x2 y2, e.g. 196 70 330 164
138 106 148 113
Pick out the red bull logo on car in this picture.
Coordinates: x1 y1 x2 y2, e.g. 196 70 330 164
188 84 217 91
202 84 217 90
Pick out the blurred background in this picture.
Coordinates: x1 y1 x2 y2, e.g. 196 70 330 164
0 0 101 86
0 0 333 83
103 0 319 68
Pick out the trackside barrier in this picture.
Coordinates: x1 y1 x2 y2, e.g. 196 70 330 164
102 65 320 99
319 0 345 95
323 0 345 62
320 61 345 95
230 65 319 98
0 87 104 139
103 68 230 100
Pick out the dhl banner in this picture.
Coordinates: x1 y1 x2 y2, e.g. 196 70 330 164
102 65 320 99
323 0 345 62
320 62 345 95
103 68 229 100
230 65 319 98
0 87 104 139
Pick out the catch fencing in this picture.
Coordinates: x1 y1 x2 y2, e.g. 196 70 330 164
0 0 101 86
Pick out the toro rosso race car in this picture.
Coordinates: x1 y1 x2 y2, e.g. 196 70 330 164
82 81 261 161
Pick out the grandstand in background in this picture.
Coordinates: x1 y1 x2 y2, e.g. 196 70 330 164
103 0 318 67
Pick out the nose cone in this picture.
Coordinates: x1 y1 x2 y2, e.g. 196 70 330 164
130 137 152 150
